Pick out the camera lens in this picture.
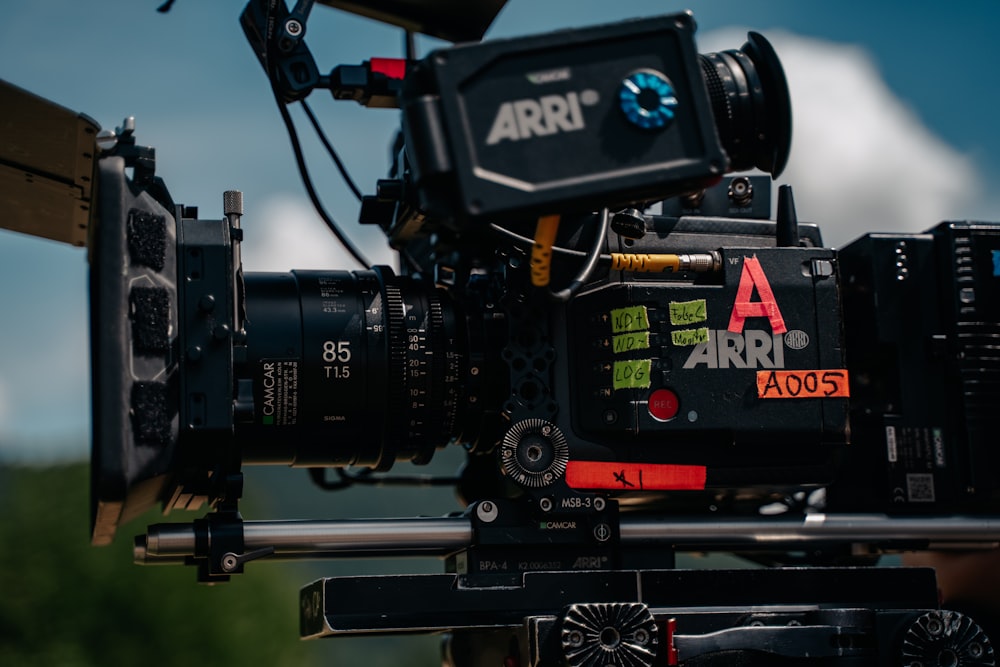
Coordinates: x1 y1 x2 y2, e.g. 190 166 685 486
236 267 466 470
700 31 792 177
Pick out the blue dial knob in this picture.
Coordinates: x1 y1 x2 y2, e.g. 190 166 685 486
618 69 678 130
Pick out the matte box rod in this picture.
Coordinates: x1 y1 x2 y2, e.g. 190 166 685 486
137 513 1000 562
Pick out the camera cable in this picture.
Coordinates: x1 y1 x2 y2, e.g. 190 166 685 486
270 89 372 269
300 99 363 202
309 467 460 491
492 218 721 277
525 209 610 302
546 208 610 302
262 0 371 269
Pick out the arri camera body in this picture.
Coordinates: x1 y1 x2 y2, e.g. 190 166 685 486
4 1 1000 665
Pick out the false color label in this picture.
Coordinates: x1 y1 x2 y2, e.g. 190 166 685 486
610 305 649 333
669 299 707 326
566 461 707 491
756 369 849 399
613 359 651 390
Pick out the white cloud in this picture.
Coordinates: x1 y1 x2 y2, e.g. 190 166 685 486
240 194 396 273
700 30 982 248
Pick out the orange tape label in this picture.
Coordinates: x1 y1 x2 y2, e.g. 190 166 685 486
566 461 707 491
756 370 849 399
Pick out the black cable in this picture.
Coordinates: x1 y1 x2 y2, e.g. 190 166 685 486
308 467 460 491
489 212 611 301
404 30 417 60
271 91 372 269
262 0 371 269
301 99 364 202
489 221 610 260
343 469 461 487
399 248 424 274
547 208 610 302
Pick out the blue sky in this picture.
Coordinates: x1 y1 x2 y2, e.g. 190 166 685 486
1 0 999 460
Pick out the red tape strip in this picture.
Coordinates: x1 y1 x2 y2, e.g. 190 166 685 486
727 256 787 334
369 57 406 80
566 461 707 491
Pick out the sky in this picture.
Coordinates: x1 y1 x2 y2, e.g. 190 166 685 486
1 0 999 461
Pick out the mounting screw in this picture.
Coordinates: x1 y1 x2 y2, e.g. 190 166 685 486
221 553 239 573
476 501 499 523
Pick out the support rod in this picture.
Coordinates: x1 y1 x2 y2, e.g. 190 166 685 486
135 514 1000 564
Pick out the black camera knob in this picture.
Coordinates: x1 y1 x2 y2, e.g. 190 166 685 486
500 419 569 489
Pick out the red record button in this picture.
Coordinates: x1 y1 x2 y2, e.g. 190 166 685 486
648 388 679 421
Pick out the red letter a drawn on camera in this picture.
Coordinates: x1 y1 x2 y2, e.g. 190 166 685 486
728 256 787 334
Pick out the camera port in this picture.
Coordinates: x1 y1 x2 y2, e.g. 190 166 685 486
728 176 754 207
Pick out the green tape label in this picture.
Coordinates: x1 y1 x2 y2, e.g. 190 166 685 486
612 332 650 354
671 327 710 346
669 299 707 325
613 359 652 390
610 306 649 333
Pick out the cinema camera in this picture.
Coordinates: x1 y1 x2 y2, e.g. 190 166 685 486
5 0 1000 664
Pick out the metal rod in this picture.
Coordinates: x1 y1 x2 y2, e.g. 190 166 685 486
137 514 1000 563
141 517 473 558
619 513 1000 546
